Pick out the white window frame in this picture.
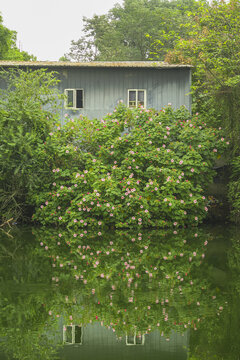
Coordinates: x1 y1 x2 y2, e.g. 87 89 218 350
128 89 147 109
63 325 83 345
64 89 84 109
126 333 145 346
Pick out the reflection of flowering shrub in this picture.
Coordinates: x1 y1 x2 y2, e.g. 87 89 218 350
34 227 226 337
33 104 228 229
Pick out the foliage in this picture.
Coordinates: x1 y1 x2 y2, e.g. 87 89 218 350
62 0 204 62
165 0 240 154
0 12 36 60
228 157 240 223
32 104 228 229
0 69 61 223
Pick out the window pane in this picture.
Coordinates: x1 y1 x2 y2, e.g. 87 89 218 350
138 91 145 106
76 90 83 108
67 90 74 108
129 91 136 107
66 326 72 343
136 335 143 344
75 326 82 344
126 335 135 344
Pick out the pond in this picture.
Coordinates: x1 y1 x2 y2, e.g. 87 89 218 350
0 224 239 360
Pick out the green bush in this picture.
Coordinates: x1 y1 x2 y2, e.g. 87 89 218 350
32 104 228 229
0 69 61 223
228 156 240 223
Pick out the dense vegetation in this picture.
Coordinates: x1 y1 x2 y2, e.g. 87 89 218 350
61 0 240 224
0 69 60 223
0 69 227 228
32 104 227 229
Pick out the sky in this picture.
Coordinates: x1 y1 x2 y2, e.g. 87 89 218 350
1 0 123 61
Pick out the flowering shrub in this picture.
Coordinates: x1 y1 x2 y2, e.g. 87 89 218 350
33 104 228 229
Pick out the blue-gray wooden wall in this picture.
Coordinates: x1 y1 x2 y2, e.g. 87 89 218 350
56 67 191 123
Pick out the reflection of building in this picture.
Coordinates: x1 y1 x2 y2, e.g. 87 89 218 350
63 325 83 345
126 333 145 346
59 322 189 360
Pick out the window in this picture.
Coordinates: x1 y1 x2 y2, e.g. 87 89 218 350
126 333 145 346
63 325 83 345
64 89 84 109
128 89 146 108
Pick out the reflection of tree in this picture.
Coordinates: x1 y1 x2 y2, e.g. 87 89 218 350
0 228 63 360
33 227 226 339
1 226 236 359
188 226 240 360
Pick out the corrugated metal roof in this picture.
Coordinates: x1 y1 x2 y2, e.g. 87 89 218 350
0 60 192 69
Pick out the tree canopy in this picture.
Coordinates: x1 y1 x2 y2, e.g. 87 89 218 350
0 12 36 61
165 0 240 153
62 0 204 62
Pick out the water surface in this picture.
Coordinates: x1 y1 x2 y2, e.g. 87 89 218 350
0 225 239 360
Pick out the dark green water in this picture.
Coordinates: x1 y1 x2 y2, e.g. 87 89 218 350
0 225 239 360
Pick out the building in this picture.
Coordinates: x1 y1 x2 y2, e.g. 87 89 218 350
0 61 191 122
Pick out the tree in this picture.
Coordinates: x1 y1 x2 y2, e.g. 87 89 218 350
0 12 36 60
0 69 61 224
62 0 203 62
165 0 240 154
